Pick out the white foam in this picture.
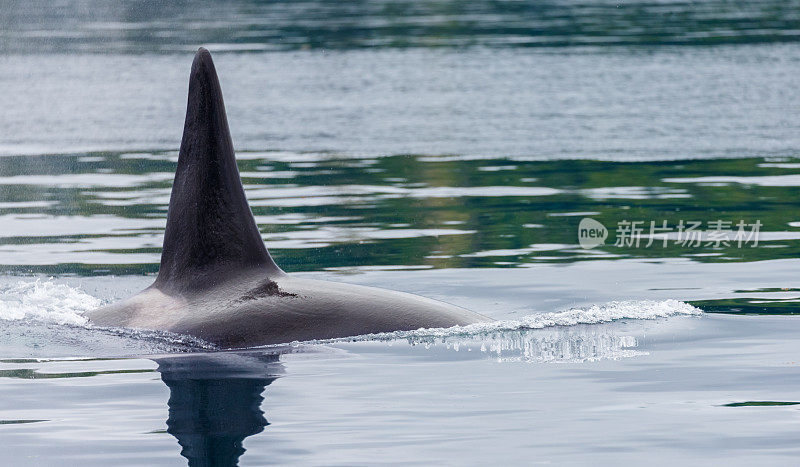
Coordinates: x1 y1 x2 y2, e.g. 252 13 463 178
0 279 100 326
0 279 214 352
472 329 646 363
319 299 701 344
93 325 217 351
312 299 701 362
0 281 701 361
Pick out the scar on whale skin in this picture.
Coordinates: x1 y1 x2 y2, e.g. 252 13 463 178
237 280 298 302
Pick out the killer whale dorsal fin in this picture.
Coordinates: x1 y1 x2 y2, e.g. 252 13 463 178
155 48 282 291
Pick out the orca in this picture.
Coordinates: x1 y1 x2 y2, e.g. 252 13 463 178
87 48 490 348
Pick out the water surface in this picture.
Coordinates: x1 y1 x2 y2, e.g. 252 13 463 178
3 1 800 465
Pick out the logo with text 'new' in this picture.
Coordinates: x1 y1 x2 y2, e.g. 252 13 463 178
578 218 608 249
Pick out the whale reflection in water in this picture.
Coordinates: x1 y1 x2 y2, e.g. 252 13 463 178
154 351 285 467
151 325 645 465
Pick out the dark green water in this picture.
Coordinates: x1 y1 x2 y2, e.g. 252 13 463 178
2 0 800 52
2 153 800 274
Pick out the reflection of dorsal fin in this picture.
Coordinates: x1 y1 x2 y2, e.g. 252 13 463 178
156 48 282 291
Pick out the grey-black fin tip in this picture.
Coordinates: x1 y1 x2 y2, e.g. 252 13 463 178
155 48 283 291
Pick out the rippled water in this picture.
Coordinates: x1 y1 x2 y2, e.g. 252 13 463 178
2 0 800 52
3 1 800 465
3 46 800 159
3 154 800 277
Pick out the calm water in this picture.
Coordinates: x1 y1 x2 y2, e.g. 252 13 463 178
3 1 800 465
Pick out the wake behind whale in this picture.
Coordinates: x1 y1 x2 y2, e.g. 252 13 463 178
0 278 700 361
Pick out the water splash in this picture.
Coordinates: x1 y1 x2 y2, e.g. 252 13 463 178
309 300 701 362
0 279 216 355
475 330 645 363
322 300 701 343
0 279 100 326
93 326 218 352
0 281 700 361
